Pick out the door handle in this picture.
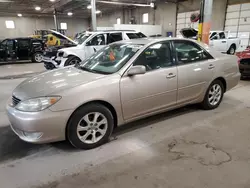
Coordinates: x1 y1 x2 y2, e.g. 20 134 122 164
166 73 176 79
221 41 226 43
208 64 215 69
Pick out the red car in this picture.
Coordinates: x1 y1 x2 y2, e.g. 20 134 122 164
236 46 250 78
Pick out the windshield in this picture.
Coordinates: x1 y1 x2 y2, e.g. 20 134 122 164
77 43 144 74
74 33 92 44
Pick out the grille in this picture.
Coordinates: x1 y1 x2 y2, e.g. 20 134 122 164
240 58 250 65
12 96 21 106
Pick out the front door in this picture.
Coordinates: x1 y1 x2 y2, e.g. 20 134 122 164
17 39 30 60
85 34 106 58
120 42 178 121
172 40 215 104
6 39 16 61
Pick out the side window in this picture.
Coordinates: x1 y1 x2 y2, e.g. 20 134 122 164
134 42 173 71
6 40 14 50
219 32 226 39
18 39 30 49
107 33 123 44
173 40 211 65
87 34 105 46
210 32 218 40
0 40 7 49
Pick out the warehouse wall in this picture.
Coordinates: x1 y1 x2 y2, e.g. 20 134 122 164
96 1 177 36
0 16 88 39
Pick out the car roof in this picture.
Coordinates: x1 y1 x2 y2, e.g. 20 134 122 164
86 30 139 34
5 37 42 40
115 37 197 45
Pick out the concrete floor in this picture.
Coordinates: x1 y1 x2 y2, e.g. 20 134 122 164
0 64 250 188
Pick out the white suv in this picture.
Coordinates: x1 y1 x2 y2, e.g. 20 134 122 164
43 30 146 69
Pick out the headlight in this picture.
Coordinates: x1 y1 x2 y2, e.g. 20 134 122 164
15 96 61 112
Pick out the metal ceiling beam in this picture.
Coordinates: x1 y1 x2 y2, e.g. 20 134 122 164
97 1 152 7
42 0 73 13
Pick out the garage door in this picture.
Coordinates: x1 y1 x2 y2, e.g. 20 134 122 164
225 3 250 51
176 10 199 38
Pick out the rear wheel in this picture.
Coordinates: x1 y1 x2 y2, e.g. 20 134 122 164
67 104 114 149
201 80 224 110
32 52 43 63
227 45 236 55
64 56 81 67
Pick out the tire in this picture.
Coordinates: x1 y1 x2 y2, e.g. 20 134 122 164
227 45 236 55
64 56 81 67
201 80 224 110
32 52 43 63
66 103 114 149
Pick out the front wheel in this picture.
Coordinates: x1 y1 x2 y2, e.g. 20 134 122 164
32 52 43 63
67 104 114 149
201 80 224 110
64 56 81 67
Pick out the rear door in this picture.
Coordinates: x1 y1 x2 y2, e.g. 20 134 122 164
6 39 16 61
0 40 7 60
17 39 30 60
173 40 215 104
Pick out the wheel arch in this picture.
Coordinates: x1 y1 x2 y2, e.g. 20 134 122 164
214 77 227 92
65 100 118 139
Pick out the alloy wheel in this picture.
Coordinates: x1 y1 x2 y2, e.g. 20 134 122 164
69 59 80 65
35 53 42 62
76 112 108 144
208 84 222 106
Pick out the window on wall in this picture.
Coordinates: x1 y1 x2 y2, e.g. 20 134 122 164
142 13 149 23
5 20 15 29
60 23 67 30
117 18 121 25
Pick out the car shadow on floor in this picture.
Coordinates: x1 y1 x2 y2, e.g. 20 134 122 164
0 105 200 163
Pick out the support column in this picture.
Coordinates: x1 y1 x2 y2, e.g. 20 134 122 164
91 0 97 31
198 0 213 44
53 9 59 31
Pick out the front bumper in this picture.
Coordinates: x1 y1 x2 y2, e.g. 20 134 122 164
42 56 68 70
6 105 74 144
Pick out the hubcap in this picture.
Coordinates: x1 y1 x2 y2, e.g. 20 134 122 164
208 84 222 106
77 112 108 144
35 54 42 62
230 47 235 55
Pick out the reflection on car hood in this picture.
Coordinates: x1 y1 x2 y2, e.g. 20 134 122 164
13 67 106 100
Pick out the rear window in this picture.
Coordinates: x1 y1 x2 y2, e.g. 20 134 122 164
126 32 146 39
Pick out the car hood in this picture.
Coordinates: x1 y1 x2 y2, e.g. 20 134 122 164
49 29 77 45
13 67 106 100
236 49 250 59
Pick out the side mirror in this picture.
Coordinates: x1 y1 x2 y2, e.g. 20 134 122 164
127 65 146 76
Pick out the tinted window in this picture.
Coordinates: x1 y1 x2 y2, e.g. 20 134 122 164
173 40 211 64
134 42 173 71
18 39 29 49
87 34 105 46
126 32 146 39
7 40 14 50
210 32 218 40
107 33 123 44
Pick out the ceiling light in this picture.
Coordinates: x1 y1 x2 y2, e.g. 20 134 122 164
17 13 22 17
96 10 101 14
67 12 73 16
87 5 92 9
35 6 41 11
49 0 55 1
150 2 155 8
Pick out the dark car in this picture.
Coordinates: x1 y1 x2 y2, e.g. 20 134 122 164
236 46 250 79
0 37 44 63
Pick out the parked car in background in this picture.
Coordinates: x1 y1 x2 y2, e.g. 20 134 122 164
180 28 240 54
43 30 147 70
236 46 250 78
7 38 240 149
0 37 44 63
